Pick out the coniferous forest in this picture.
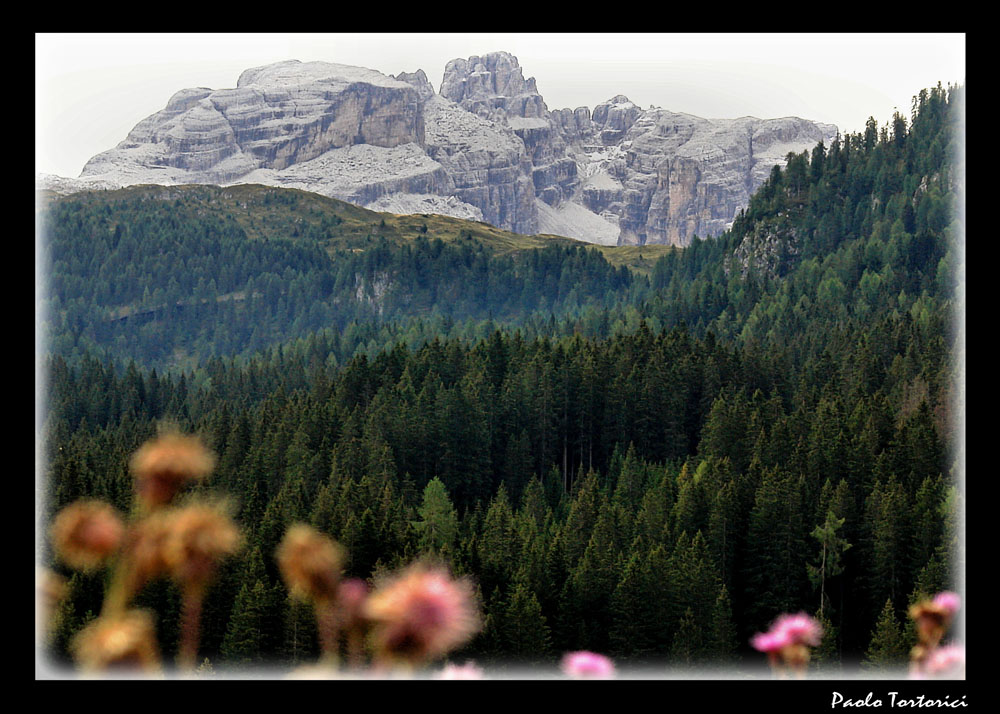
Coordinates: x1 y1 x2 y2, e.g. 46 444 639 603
36 84 964 678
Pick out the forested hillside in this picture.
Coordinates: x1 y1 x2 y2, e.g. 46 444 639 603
38 185 663 372
37 83 963 674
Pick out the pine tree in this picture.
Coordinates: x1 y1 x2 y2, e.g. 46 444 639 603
807 510 852 618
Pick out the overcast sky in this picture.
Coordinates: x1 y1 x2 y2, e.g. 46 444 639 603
36 33 965 179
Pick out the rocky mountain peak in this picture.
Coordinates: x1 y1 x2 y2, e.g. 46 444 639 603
392 69 436 102
440 52 546 120
235 59 411 91
44 53 838 247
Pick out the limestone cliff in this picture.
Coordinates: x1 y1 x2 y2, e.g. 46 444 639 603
48 53 837 245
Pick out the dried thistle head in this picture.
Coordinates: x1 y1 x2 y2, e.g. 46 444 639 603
161 502 242 589
128 509 176 589
364 563 481 666
276 524 344 603
50 500 124 570
71 609 161 673
130 432 215 508
909 591 960 649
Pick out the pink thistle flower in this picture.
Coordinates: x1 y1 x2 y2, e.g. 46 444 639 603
751 612 822 651
931 591 961 616
364 564 481 665
923 645 965 679
751 630 791 653
772 612 823 647
436 661 485 680
561 651 616 680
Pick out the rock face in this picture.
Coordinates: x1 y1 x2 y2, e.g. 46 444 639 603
58 53 837 245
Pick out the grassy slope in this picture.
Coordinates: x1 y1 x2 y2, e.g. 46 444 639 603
39 183 678 274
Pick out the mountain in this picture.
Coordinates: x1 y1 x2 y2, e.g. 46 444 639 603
40 53 836 247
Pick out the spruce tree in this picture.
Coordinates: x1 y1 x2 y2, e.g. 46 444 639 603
414 476 459 554
500 579 553 663
220 580 269 667
861 599 909 673
669 607 704 668
706 585 740 666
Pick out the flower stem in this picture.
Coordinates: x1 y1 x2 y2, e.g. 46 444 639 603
178 583 205 670
315 596 340 668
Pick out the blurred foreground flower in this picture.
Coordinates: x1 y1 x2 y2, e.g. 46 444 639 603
163 502 242 669
71 609 161 673
36 567 67 640
130 431 215 509
50 500 124 571
286 664 338 680
337 577 371 669
365 563 480 669
909 591 963 679
561 651 616 679
436 661 485 680
277 525 346 663
162 502 242 588
751 612 823 678
909 591 960 652
116 508 175 605
921 645 965 679
49 431 243 675
277 524 345 603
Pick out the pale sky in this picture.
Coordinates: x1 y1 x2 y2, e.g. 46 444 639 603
35 33 965 179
